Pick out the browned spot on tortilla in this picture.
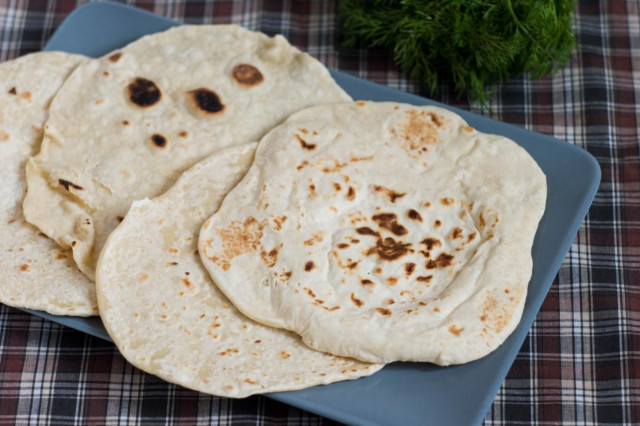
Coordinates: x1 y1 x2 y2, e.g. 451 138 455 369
17 264 29 272
55 252 66 261
372 213 408 236
417 275 433 283
95 99 105 105
349 154 374 163
426 253 454 269
308 183 317 197
297 160 309 171
71 241 77 247
109 52 123 62
138 273 148 283
421 237 442 251
366 237 413 261
299 128 309 135
333 182 342 191
462 125 474 133
189 88 225 114
231 63 264 88
150 134 167 149
400 109 444 150
449 227 464 239
8 87 17 95
180 278 192 287
20 92 31 101
321 158 348 173
304 261 314 271
440 197 454 206
280 270 292 281
479 212 486 230
434 220 442 228
244 378 257 385
122 120 130 126
407 209 422 222
261 248 279 268
303 232 324 246
428 112 443 127
373 185 406 203
218 348 239 356
350 293 364 307
178 131 189 138
346 186 356 201
386 299 395 305
360 279 374 286
404 262 416 276
169 248 178 254
304 287 316 298
433 307 440 312
423 201 431 208
356 227 379 237
386 276 398 286
128 78 161 107
336 243 349 249
206 217 267 271
58 179 83 191
323 305 341 311
375 307 392 316
356 101 366 106
346 260 360 269
0 131 9 142
296 134 316 150
480 286 524 334
272 215 287 231
448 324 464 336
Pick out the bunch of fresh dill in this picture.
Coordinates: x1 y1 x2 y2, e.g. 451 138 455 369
339 0 577 104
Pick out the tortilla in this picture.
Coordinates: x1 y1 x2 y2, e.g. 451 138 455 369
24 24 351 280
199 102 547 365
96 143 382 398
0 52 97 316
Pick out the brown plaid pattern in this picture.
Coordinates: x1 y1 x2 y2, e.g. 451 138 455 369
1 0 638 424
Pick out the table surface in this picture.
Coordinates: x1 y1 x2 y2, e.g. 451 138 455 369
1 0 638 424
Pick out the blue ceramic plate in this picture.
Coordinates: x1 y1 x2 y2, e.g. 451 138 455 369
20 2 600 425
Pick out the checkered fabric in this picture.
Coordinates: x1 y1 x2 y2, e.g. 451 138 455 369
0 0 638 424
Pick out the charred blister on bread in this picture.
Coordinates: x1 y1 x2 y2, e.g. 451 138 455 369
231 64 264 88
188 88 225 115
150 134 168 150
128 78 161 107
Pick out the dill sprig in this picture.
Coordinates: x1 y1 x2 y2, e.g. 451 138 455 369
340 0 577 104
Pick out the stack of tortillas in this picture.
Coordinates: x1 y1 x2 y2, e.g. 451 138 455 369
1 23 546 398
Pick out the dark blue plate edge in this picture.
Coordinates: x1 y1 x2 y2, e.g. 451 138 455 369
16 2 601 426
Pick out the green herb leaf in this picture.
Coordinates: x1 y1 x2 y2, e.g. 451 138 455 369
339 0 577 105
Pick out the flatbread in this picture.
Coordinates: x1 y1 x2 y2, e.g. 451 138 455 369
96 143 382 398
0 52 97 316
24 24 351 280
199 102 547 365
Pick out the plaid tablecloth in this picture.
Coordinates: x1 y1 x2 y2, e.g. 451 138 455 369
1 0 638 424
